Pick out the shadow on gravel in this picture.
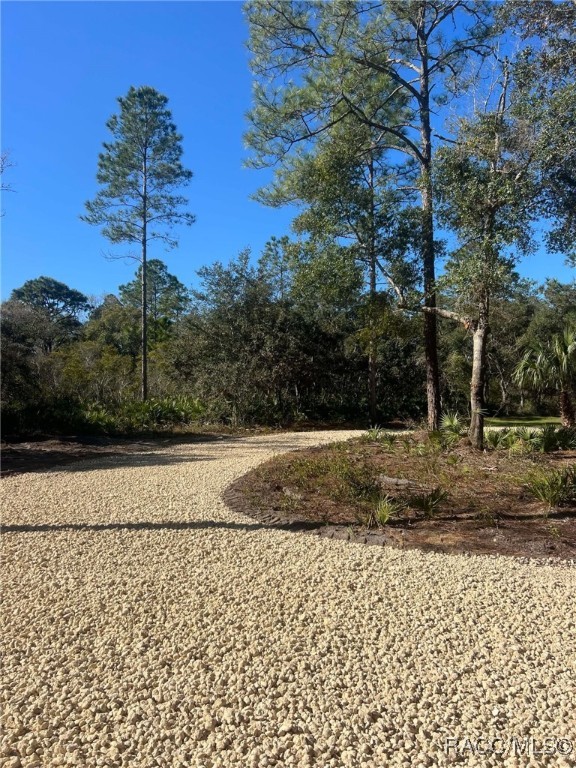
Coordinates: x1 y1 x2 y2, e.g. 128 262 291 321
1 437 343 478
2 445 223 477
1 437 231 476
1 519 318 534
49 452 220 472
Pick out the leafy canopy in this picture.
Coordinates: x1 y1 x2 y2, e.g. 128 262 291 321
11 277 91 320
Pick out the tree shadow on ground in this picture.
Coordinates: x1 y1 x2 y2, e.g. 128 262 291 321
1 519 318 534
1 434 237 477
1 433 344 477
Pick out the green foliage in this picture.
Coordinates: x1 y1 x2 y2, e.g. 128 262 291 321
361 495 405 528
539 425 564 453
511 426 541 448
525 465 576 510
171 248 425 426
84 396 204 434
1 394 204 437
411 436 442 457
287 240 364 328
245 0 496 430
335 462 381 504
514 325 576 425
407 487 449 517
484 428 509 450
119 258 191 332
362 428 398 450
414 429 457 454
82 86 195 399
440 411 464 433
552 427 576 451
84 297 141 359
10 277 91 351
514 326 576 393
2 396 93 436
274 451 383 509
435 105 536 295
1 301 44 405
440 411 466 446
11 276 91 320
256 114 421 307
246 1 494 173
502 1 576 261
82 86 194 248
484 425 576 453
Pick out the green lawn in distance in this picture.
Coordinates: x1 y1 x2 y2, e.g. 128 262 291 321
485 416 561 428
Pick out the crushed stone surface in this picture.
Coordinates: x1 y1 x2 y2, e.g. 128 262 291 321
1 430 575 768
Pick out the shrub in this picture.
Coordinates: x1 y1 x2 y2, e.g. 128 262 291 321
484 428 509 450
507 427 539 455
439 411 466 448
485 425 576 454
363 427 398 449
365 426 385 441
525 465 576 510
539 424 562 453
338 463 381 502
541 426 576 452
83 396 204 434
360 495 405 528
408 487 449 517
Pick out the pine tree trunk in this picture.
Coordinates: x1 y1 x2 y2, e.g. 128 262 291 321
141 237 148 402
419 33 441 431
421 175 441 431
368 262 377 425
141 160 148 402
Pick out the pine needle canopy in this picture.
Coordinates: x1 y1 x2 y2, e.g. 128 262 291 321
82 85 195 249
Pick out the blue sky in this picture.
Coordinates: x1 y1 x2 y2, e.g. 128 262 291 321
1 0 573 303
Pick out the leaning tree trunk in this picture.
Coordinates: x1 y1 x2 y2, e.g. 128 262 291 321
559 390 575 427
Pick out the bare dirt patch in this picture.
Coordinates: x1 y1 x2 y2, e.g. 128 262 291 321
227 434 576 560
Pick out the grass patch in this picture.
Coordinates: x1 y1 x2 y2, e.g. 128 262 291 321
485 416 561 428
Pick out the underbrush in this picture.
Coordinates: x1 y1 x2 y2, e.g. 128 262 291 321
484 425 576 453
253 428 576 529
84 397 204 434
525 465 576 511
2 396 204 436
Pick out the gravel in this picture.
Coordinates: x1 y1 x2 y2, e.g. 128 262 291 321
1 430 575 768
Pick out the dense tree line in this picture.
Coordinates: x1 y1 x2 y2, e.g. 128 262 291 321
1 255 574 434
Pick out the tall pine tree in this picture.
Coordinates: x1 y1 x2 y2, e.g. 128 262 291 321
83 86 194 400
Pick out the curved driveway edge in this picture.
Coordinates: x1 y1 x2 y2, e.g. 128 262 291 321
1 431 575 767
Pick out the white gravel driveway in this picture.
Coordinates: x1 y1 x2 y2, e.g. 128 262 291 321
1 431 575 768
